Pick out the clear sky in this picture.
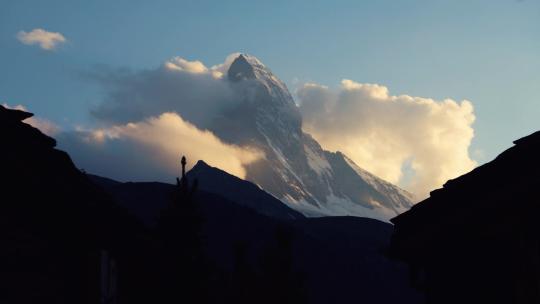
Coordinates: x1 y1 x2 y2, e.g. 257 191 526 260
1 0 539 164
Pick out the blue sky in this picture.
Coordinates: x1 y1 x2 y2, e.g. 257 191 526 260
1 0 539 164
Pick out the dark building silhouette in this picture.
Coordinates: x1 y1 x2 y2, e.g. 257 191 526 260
390 131 540 304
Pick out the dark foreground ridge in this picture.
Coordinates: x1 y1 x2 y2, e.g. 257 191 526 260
1 104 421 303
90 176 421 304
391 130 540 304
186 160 305 220
0 106 145 303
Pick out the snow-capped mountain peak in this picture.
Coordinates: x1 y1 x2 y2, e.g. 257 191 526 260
211 54 414 222
228 54 259 81
228 54 296 109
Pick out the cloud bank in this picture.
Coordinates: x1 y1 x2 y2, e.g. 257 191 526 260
58 112 262 182
84 54 477 197
297 80 476 198
89 53 242 129
54 54 262 183
10 53 478 197
16 28 66 50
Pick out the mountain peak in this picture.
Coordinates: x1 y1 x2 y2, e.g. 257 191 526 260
186 158 305 220
190 160 238 179
227 53 260 81
236 53 265 66
225 53 297 110
194 159 210 168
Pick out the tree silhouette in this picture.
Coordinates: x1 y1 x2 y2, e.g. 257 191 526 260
155 155 206 304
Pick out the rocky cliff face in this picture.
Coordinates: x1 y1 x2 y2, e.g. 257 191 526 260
211 54 413 221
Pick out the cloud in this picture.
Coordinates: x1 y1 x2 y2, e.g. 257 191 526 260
165 57 209 74
57 54 265 183
89 55 242 129
297 80 477 198
2 103 60 136
81 53 477 198
58 112 262 182
16 28 66 50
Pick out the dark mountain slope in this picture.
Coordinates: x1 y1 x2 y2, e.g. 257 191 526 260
187 160 304 220
0 105 149 304
92 174 422 304
89 158 305 224
391 130 540 304
1 103 420 303
293 217 416 304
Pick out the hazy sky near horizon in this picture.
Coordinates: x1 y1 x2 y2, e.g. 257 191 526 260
1 0 539 166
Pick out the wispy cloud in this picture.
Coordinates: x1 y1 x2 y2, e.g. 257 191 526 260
16 28 66 50
87 54 242 129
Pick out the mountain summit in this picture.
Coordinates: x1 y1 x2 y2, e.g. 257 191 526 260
227 54 258 81
211 54 413 221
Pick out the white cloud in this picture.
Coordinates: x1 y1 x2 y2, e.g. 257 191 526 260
209 52 242 77
16 28 66 50
297 80 477 198
2 103 60 136
54 53 268 182
163 53 242 77
165 57 208 74
59 112 263 182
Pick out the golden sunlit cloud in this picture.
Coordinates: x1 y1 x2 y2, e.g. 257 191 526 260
16 28 66 50
297 80 477 198
165 57 209 74
77 112 263 179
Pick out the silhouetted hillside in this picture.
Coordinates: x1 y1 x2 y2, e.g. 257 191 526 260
391 130 540 304
89 159 304 223
91 174 422 304
0 105 149 303
2 104 421 303
187 160 305 220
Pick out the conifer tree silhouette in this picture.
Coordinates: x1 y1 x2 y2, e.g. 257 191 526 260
175 156 198 204
156 155 206 304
